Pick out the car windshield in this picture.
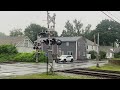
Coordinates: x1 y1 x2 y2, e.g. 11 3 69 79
60 55 68 57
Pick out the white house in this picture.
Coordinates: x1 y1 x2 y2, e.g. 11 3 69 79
86 39 97 59
0 36 35 53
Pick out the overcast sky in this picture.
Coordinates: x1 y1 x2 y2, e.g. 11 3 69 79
0 11 120 36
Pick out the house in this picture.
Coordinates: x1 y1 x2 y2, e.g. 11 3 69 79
99 46 114 58
36 36 97 60
85 39 97 59
0 36 34 53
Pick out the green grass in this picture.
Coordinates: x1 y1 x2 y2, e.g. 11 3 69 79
90 64 120 71
8 73 98 79
111 58 120 60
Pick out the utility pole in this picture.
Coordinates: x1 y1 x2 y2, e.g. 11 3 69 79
96 32 100 67
46 11 49 74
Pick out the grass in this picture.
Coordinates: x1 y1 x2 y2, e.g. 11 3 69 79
8 73 98 79
90 64 120 71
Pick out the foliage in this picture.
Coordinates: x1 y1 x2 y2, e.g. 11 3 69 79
9 73 98 79
0 45 18 54
61 19 91 37
0 32 6 36
90 64 120 71
88 51 97 59
99 51 106 59
10 28 23 37
13 52 47 62
24 23 58 42
84 19 120 46
0 54 16 62
114 52 120 58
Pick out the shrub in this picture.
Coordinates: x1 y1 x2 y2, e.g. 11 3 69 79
89 51 97 59
114 52 120 58
0 45 18 54
99 51 106 59
0 54 16 62
13 52 47 62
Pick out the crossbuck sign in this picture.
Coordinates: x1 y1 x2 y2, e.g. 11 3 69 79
48 13 56 25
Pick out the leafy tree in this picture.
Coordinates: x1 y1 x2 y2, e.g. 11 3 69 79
24 24 47 42
24 23 58 42
10 28 23 37
0 32 6 36
85 19 120 46
61 30 67 37
64 20 75 36
73 19 83 36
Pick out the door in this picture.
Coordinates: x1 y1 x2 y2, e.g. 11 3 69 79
66 55 72 61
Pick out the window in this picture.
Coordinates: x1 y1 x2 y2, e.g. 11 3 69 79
87 46 88 49
24 39 29 47
67 51 73 55
66 42 69 46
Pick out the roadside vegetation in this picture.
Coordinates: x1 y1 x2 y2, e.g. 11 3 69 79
0 45 47 63
90 64 120 71
8 73 99 79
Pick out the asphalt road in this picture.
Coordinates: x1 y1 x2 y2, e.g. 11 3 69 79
0 60 108 78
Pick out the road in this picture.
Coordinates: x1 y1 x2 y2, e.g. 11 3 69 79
0 60 108 78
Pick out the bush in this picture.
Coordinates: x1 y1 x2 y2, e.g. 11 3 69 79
0 45 18 54
89 51 97 59
0 54 16 62
0 52 47 63
114 52 120 58
99 51 106 59
13 52 47 62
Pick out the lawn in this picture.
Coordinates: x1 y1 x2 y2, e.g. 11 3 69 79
8 73 98 79
90 64 120 71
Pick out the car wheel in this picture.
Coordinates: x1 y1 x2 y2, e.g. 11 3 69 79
70 59 73 62
64 59 66 63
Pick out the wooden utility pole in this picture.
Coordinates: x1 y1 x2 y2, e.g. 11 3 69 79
96 32 100 67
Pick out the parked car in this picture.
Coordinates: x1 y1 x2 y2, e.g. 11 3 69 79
57 55 74 63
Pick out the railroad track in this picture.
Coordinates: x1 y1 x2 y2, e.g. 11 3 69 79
56 68 120 79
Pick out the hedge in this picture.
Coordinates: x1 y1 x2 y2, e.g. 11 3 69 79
0 45 18 54
0 52 47 63
13 52 47 62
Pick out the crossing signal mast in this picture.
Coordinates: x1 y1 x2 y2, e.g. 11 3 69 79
35 11 62 74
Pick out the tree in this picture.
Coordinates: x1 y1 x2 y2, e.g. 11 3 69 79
24 23 47 42
0 32 6 36
10 28 23 37
84 24 92 34
85 19 120 46
24 23 58 42
64 20 75 36
73 19 83 36
61 30 67 37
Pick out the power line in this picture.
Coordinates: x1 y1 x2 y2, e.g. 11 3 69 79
106 11 120 22
101 11 120 23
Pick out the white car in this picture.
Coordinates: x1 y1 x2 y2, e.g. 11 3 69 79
57 55 74 63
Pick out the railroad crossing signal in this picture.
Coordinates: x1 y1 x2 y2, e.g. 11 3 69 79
48 13 56 25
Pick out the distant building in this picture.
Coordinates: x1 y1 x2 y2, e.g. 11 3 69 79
35 36 97 60
0 36 34 53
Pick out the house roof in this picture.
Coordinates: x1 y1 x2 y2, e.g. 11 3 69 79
86 39 96 45
99 46 114 53
0 36 27 46
38 36 82 42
